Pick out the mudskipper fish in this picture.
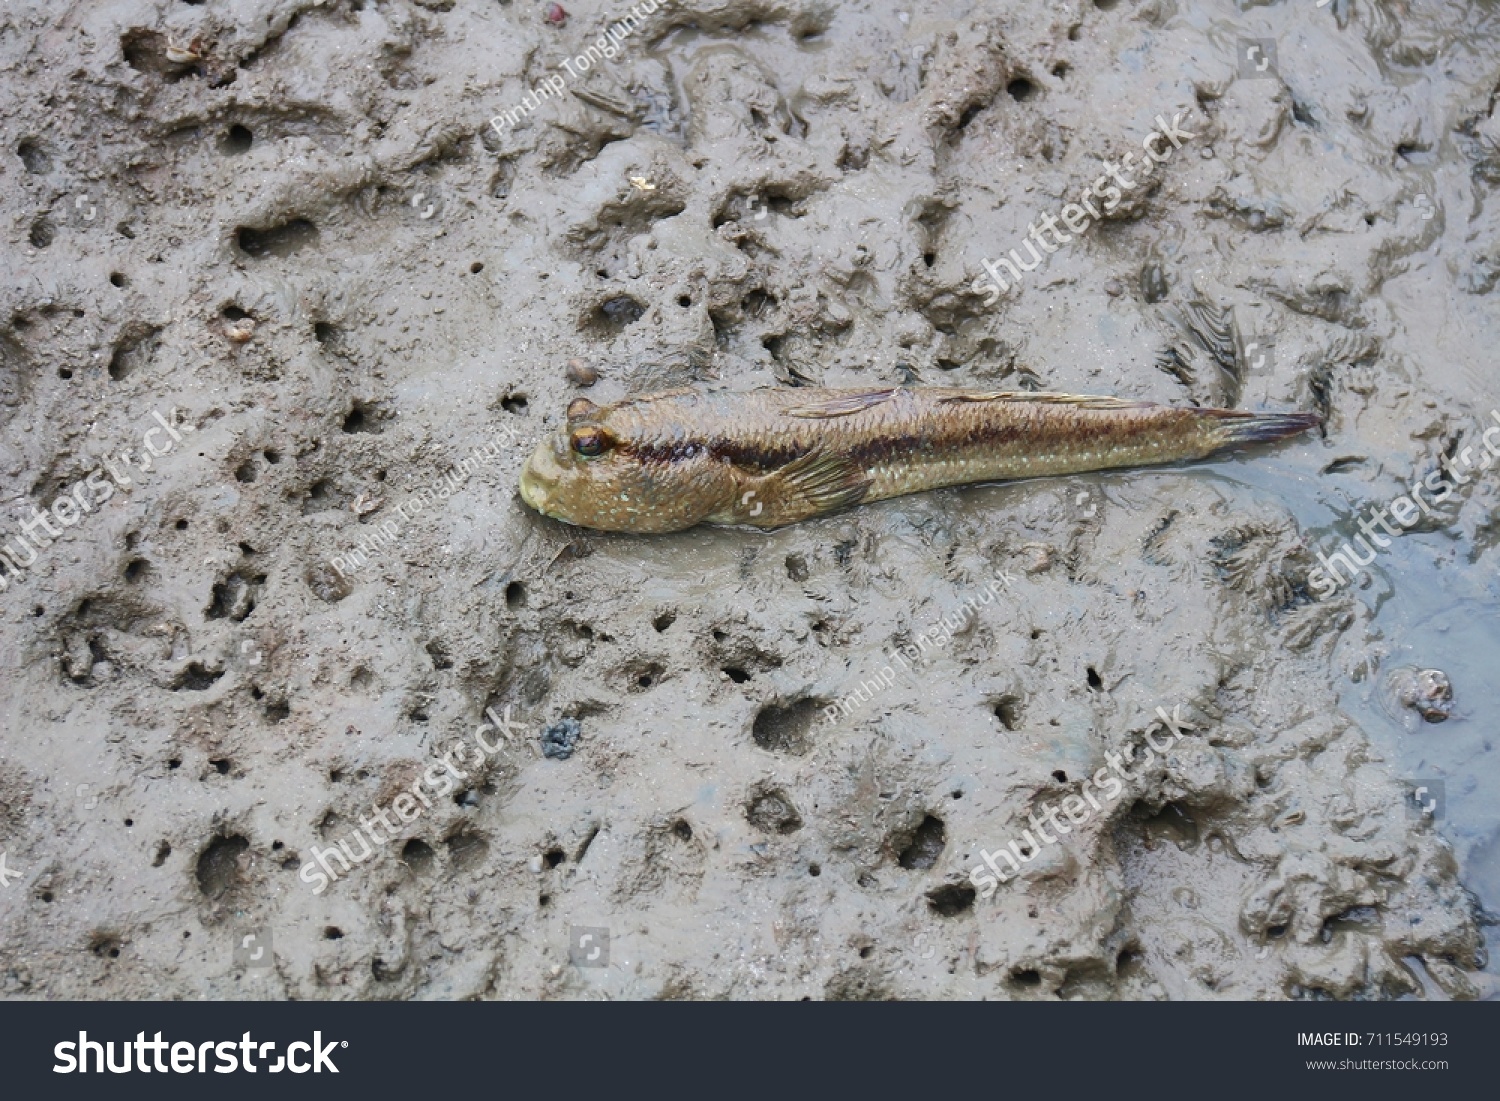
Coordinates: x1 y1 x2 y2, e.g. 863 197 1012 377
518 387 1319 533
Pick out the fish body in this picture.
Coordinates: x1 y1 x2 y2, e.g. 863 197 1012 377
518 386 1319 533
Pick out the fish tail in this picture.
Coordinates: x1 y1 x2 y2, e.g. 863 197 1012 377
1203 409 1321 454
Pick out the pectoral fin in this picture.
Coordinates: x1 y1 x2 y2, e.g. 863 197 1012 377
718 449 871 527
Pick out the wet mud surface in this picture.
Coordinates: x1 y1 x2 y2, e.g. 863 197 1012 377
1 0 1497 999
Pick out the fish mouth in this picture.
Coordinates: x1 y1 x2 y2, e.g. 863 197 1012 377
517 456 555 517
519 442 582 524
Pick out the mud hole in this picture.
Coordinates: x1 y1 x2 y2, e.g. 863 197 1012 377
1 0 1497 999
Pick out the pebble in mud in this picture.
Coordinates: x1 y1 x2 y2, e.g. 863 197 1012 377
1022 543 1055 574
541 718 581 759
1388 667 1454 724
564 358 597 387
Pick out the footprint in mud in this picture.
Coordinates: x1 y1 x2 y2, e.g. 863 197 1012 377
621 659 666 692
613 817 706 902
926 882 976 916
746 785 803 834
894 814 945 870
106 323 161 382
235 219 319 259
195 833 250 900
751 698 822 755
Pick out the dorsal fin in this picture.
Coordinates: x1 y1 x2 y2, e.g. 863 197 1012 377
786 388 900 419
939 391 1151 409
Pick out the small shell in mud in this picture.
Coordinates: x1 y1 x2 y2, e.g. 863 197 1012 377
565 358 597 387
351 493 383 516
1271 808 1305 831
543 3 568 26
165 37 205 65
1381 666 1453 725
223 317 255 343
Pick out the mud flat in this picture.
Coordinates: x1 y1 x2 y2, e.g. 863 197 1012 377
0 0 1495 999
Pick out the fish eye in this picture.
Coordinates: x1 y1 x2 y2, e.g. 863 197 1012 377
570 427 611 458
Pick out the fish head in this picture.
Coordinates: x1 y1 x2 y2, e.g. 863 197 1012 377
518 396 725 532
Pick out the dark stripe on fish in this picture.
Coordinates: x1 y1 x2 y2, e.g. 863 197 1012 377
618 418 1035 472
617 436 808 471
